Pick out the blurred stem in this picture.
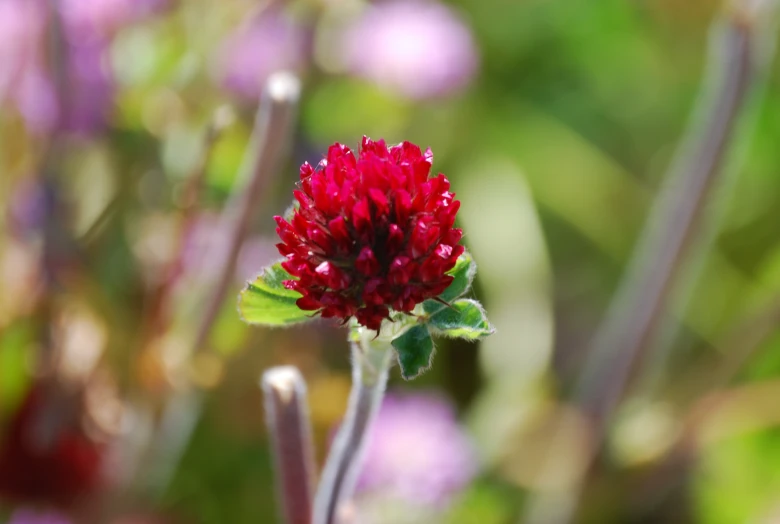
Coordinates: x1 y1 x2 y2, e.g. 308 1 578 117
35 0 70 371
634 295 780 511
525 5 776 524
44 0 69 136
313 329 393 524
672 296 780 405
140 73 301 496
142 110 229 342
191 72 301 355
262 367 316 524
577 10 757 439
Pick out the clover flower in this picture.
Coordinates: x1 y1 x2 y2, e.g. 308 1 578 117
242 134 491 524
274 137 464 331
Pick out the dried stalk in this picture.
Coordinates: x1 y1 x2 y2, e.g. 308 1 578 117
262 367 316 524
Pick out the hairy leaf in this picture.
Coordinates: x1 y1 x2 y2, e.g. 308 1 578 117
428 299 493 340
237 263 312 326
423 250 477 315
391 324 435 380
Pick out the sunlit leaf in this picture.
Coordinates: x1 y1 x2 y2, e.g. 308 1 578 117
428 299 493 340
237 262 312 326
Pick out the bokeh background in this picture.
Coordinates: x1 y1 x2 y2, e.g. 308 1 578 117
1 0 780 522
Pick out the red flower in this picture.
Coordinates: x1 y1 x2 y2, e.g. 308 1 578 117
0 384 104 508
275 137 464 330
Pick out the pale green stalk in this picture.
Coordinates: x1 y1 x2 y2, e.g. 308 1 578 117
312 326 397 524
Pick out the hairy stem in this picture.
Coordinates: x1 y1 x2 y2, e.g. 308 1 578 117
313 331 393 524
262 367 316 524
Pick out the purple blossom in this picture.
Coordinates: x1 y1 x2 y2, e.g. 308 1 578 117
214 9 308 100
6 178 48 238
237 237 279 286
59 0 169 43
178 213 278 286
58 39 115 135
0 0 166 136
341 0 478 99
0 0 45 92
0 0 111 135
356 391 478 506
8 509 72 524
0 0 49 127
11 66 59 135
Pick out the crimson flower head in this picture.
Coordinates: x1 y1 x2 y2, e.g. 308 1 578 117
275 137 464 331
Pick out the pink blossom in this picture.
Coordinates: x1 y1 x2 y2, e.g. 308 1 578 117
215 9 308 100
342 0 478 99
356 391 478 505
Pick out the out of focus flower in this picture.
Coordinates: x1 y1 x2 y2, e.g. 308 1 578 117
8 508 72 524
341 0 478 99
355 391 478 506
0 384 105 507
237 237 279 285
0 0 40 92
275 137 463 330
59 0 169 42
7 178 49 239
57 40 115 135
0 0 48 126
215 8 308 100
11 48 112 136
176 213 277 285
0 0 166 135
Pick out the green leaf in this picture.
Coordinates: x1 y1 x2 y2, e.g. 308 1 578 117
423 250 477 315
428 299 494 340
391 324 435 380
237 262 312 326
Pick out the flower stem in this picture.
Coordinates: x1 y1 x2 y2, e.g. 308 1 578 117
262 367 316 524
313 330 394 524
